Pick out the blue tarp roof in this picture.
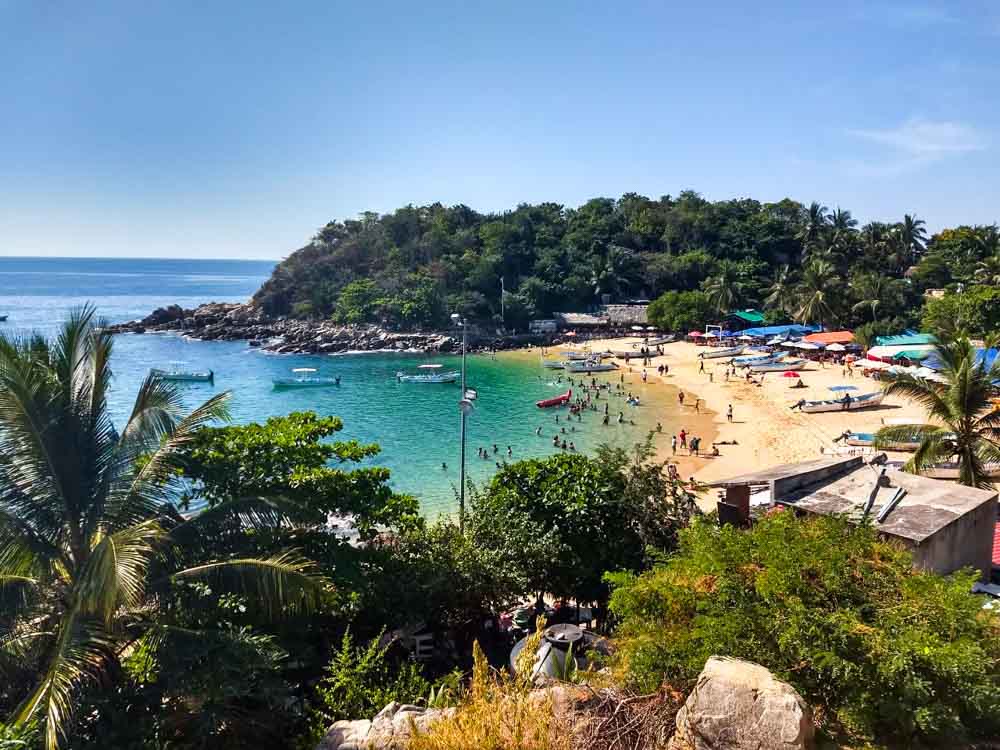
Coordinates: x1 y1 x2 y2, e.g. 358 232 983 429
739 324 821 338
923 348 998 373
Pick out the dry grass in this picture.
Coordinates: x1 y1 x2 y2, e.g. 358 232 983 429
408 628 572 750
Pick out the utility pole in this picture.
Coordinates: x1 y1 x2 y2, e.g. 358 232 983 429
451 313 471 532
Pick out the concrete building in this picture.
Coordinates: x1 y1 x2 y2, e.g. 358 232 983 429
711 455 998 580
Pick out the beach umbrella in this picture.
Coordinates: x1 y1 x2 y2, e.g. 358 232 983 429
781 371 801 378
825 343 847 352
564 331 577 337
645 326 656 331
792 341 822 350
688 331 703 338
738 334 754 341
631 325 645 331
703 331 718 338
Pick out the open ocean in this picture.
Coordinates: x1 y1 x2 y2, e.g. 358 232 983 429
0 257 663 517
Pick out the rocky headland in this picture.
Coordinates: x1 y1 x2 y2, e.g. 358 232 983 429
104 302 548 355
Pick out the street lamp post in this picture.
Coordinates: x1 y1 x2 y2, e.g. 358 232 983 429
452 313 470 532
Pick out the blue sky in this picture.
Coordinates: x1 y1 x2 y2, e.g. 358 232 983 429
0 1 997 260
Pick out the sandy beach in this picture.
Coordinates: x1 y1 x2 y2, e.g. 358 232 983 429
568 337 923 508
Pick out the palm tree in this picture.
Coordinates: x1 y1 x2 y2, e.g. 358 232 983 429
893 214 927 271
875 336 1000 488
703 260 744 314
794 259 839 328
796 202 829 257
0 307 327 749
763 265 796 317
829 207 857 234
850 273 886 323
974 254 1000 285
590 245 634 300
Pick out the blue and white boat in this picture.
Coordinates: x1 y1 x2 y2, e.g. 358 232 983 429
396 364 459 383
698 345 744 360
150 362 214 383
273 367 340 388
749 358 806 373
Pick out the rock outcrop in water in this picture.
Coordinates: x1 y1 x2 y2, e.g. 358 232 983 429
106 302 556 354
106 302 461 355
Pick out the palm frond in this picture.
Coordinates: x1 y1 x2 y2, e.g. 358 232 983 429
873 424 946 450
904 432 957 476
170 551 330 619
76 520 164 624
15 610 114 750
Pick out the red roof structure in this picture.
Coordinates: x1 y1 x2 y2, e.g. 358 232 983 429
803 330 855 345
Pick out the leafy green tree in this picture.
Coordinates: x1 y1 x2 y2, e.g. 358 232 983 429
608 512 1000 746
469 454 643 606
921 286 1000 339
178 411 420 537
646 290 714 332
762 264 796 318
875 335 1000 488
333 279 382 324
0 308 327 749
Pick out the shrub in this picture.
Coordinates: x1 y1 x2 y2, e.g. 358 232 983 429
607 513 1000 747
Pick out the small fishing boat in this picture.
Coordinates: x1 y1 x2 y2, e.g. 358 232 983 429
536 389 572 408
396 364 459 383
565 359 618 373
698 345 744 360
732 352 781 367
541 359 565 370
837 431 922 451
749 358 806 373
793 391 884 413
273 367 340 388
561 351 603 361
645 335 675 346
150 364 214 382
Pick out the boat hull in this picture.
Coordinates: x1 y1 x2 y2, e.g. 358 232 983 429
537 389 572 408
565 362 618 373
150 368 214 382
396 372 459 383
541 360 565 369
272 377 339 388
699 346 744 359
799 392 884 413
750 359 805 373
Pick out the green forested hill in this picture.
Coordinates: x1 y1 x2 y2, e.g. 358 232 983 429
251 192 1000 335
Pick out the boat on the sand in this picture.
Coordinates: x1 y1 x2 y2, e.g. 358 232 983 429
793 391 884 413
273 367 340 388
749 358 806 373
537 389 572 408
565 359 618 373
698 345 744 359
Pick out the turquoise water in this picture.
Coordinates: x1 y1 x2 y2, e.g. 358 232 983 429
0 257 662 516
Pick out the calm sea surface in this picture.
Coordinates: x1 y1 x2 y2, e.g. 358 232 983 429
0 257 663 517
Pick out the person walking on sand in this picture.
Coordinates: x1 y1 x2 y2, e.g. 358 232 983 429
699 360 705 374
726 403 733 422
678 391 685 406
671 434 677 454
694 399 700 414
679 429 687 448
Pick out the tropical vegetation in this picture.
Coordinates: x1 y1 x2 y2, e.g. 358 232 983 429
607 512 1000 747
252 192 1000 336
875 336 1000 488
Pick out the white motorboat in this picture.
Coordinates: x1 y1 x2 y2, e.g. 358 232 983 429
565 359 618 373
793 391 884 413
396 364 459 383
273 367 340 388
541 359 565 369
750 358 806 373
732 352 781 367
150 363 214 382
698 345 744 360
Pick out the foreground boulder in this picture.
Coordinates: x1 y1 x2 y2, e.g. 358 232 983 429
316 701 456 750
668 657 813 750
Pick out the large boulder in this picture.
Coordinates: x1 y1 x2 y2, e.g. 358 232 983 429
669 657 813 750
315 701 456 750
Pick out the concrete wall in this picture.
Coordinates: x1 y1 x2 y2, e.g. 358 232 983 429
907 497 997 580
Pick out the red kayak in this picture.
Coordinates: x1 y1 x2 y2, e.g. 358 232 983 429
536 389 572 408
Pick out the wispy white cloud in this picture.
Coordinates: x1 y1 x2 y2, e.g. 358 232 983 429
841 117 987 177
853 3 960 29
849 118 986 155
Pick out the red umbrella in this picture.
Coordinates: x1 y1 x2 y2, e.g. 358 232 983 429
688 331 703 337
781 371 801 378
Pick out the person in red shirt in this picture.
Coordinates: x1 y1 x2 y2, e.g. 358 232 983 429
679 429 687 448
